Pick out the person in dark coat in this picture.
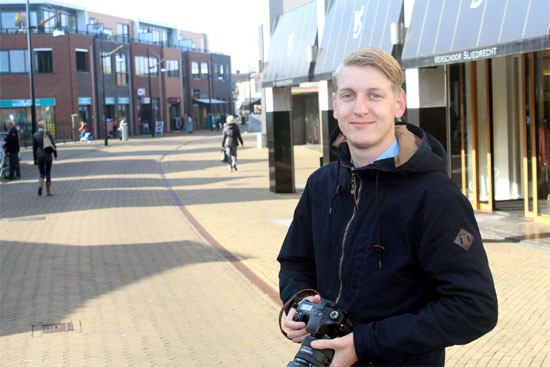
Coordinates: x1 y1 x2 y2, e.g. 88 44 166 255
33 120 57 196
221 115 244 172
278 48 498 366
4 120 20 179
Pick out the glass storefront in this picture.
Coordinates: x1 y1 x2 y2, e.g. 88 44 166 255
0 102 55 146
534 52 550 216
447 51 549 221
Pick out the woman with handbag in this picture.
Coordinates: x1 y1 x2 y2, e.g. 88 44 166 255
33 120 57 196
221 115 244 172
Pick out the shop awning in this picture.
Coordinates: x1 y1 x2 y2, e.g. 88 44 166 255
313 0 403 81
193 98 227 105
402 0 550 68
261 2 318 88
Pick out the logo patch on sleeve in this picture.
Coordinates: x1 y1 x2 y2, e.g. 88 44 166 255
454 228 474 251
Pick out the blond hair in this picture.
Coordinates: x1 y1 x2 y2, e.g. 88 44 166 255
332 47 403 93
38 120 46 129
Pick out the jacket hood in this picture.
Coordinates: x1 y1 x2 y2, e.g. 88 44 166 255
329 121 447 175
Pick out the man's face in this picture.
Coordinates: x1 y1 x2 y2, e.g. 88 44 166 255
333 65 406 160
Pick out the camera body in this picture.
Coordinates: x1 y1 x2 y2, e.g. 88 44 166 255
287 298 354 367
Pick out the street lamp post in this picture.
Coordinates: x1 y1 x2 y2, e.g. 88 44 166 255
146 48 165 138
95 26 123 146
26 2 63 162
147 48 154 137
99 32 108 146
26 0 37 143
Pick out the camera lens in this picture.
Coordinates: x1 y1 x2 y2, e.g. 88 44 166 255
287 336 334 367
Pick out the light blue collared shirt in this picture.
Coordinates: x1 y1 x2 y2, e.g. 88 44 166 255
375 138 399 161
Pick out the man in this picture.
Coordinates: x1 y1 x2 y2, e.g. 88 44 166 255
278 48 498 366
4 120 20 179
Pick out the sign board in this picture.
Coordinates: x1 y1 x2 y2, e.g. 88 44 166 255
0 98 56 108
155 120 164 134
78 97 92 105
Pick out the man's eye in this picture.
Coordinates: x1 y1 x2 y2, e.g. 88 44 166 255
341 94 355 101
369 93 382 100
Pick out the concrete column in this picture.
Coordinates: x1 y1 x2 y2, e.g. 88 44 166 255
319 80 338 165
266 86 294 193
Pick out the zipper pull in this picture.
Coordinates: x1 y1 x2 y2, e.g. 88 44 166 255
374 245 386 269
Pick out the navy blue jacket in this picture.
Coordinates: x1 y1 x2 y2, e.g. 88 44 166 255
278 122 498 366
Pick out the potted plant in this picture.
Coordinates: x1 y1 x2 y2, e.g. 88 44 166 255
14 12 25 30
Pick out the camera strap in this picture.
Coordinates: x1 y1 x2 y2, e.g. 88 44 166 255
278 288 320 340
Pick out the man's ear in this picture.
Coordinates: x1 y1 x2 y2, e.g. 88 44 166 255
395 89 407 119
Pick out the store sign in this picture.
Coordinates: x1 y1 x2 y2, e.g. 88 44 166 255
137 88 146 96
0 98 56 108
78 97 92 105
105 97 116 105
434 46 498 65
118 97 130 104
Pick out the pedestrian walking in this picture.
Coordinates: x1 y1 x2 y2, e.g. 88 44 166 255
221 115 243 172
4 120 20 179
186 114 193 134
278 48 498 367
33 120 57 196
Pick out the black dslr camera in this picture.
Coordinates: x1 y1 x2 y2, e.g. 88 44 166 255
287 298 354 367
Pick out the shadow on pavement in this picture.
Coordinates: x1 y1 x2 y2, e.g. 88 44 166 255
0 239 250 338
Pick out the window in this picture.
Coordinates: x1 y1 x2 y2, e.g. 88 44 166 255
102 52 112 74
134 56 157 76
0 51 8 73
117 23 129 43
166 59 179 78
1 11 36 32
201 62 209 80
34 50 52 73
0 50 28 73
115 53 128 85
218 64 225 80
76 50 88 72
191 61 199 80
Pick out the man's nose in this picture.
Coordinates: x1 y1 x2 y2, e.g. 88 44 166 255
353 97 369 115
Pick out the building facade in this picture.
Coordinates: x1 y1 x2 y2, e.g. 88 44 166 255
261 0 549 222
0 1 232 144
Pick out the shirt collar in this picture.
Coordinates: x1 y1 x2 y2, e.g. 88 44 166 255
375 138 399 161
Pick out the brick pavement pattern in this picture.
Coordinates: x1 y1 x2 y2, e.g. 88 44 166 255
1 131 548 366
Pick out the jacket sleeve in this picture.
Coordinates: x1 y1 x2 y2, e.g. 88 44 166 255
236 128 244 146
354 187 498 364
277 179 318 305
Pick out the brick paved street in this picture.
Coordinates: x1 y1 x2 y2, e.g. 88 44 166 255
1 131 548 366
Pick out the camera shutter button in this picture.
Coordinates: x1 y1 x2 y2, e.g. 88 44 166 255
329 311 339 320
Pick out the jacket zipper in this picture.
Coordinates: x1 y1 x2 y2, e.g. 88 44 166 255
335 169 362 304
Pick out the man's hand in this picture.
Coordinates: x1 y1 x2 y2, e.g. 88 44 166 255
283 294 321 343
310 333 358 367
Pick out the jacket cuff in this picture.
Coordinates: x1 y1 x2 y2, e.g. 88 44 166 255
353 323 374 363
